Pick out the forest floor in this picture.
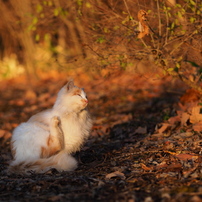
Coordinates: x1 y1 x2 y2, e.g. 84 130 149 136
0 69 202 202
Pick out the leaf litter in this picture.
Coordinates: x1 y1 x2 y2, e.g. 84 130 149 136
0 70 202 201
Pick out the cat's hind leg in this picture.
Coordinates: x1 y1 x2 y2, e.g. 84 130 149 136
40 116 65 158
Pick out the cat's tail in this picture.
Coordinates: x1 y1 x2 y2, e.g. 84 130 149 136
8 151 77 175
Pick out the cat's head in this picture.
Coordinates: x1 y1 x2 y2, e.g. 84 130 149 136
54 80 88 113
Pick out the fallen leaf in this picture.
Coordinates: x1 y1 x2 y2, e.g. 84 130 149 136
180 112 190 126
135 126 147 134
193 121 202 132
0 129 6 138
178 102 188 112
158 123 171 133
178 132 194 138
38 92 50 102
174 153 198 161
140 163 153 171
180 89 200 104
164 141 174 150
168 116 181 125
9 99 25 106
0 129 12 142
190 106 202 123
189 196 202 202
183 163 200 178
155 161 167 170
25 89 37 101
164 163 182 172
105 171 126 180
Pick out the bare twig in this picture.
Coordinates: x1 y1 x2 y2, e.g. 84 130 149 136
170 31 196 55
122 0 135 25
157 0 162 37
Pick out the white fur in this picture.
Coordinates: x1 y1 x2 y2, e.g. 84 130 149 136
9 81 92 174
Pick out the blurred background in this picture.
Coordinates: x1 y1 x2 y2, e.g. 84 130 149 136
0 0 201 84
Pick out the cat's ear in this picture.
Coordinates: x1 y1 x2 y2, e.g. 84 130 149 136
67 79 74 91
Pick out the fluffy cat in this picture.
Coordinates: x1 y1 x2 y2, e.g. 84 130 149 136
8 80 92 174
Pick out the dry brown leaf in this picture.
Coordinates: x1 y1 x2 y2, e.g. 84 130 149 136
155 161 167 170
0 129 11 139
0 129 6 138
9 99 25 106
174 153 198 161
178 102 188 112
158 123 171 133
140 163 153 171
25 89 37 101
178 132 193 138
137 10 149 39
105 171 126 180
189 195 201 202
190 106 202 123
180 112 190 126
4 131 12 140
183 163 200 178
178 101 198 114
180 89 200 104
135 126 147 134
38 92 50 102
192 121 202 132
165 163 182 172
164 141 175 150
187 102 199 114
168 116 181 125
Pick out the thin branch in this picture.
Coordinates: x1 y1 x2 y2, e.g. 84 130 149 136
157 0 162 37
170 31 196 55
122 0 135 25
165 7 170 45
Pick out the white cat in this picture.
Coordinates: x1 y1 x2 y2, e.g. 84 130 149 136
9 80 92 174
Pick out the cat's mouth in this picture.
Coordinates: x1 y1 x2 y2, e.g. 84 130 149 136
82 99 88 107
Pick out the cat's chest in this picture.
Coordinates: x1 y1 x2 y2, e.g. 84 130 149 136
60 115 82 135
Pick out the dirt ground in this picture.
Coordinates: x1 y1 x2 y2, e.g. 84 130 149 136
0 70 202 202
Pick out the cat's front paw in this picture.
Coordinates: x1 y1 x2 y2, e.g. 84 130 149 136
51 116 61 127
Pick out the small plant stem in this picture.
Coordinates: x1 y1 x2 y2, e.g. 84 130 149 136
140 38 148 48
122 0 134 25
170 31 196 55
165 9 169 45
157 0 162 37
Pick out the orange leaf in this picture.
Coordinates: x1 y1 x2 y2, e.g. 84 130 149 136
0 129 6 138
158 123 170 133
25 89 37 101
155 161 167 169
190 106 202 123
137 10 149 39
138 10 148 22
193 121 202 132
180 89 200 104
140 163 153 171
180 112 190 126
174 153 198 161
0 129 11 139
168 116 181 125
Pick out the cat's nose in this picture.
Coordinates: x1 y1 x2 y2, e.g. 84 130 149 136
83 99 88 103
